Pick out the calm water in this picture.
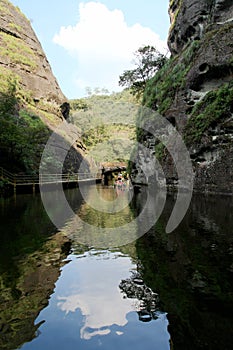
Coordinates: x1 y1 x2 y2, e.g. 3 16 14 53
0 185 232 350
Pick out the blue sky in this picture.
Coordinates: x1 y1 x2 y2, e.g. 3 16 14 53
11 0 170 99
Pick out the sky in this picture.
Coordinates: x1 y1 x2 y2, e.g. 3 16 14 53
10 0 170 99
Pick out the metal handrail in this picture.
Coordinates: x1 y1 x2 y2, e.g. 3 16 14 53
0 167 101 185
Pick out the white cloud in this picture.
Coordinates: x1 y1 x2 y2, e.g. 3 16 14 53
53 1 167 95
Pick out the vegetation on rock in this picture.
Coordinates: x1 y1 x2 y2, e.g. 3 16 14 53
184 82 233 145
0 31 37 69
0 81 50 173
143 40 200 114
0 0 88 180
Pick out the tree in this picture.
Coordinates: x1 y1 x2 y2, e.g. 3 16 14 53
70 98 88 111
0 81 50 173
119 45 167 98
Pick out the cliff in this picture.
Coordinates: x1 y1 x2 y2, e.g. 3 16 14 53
131 0 233 194
0 0 88 174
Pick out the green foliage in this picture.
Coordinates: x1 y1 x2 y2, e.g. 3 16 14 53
82 124 109 149
0 178 9 188
0 32 37 69
8 22 22 33
72 187 136 247
82 124 135 163
88 138 133 163
0 3 10 14
0 82 50 173
155 142 166 161
0 66 35 107
71 90 138 137
70 98 88 111
169 0 183 31
126 144 138 174
143 40 200 114
71 90 138 164
0 79 18 115
184 82 233 145
0 66 20 93
119 45 168 99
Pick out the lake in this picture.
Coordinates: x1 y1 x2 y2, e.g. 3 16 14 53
0 185 232 349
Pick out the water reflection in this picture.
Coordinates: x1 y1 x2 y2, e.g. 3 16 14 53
55 250 168 341
20 249 170 350
63 185 166 248
56 251 136 340
0 194 71 350
135 192 233 350
0 187 232 350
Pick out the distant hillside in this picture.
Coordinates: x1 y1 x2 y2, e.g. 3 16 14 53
70 90 139 164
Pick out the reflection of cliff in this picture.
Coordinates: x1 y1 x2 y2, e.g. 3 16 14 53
0 232 70 350
135 191 233 349
0 194 71 350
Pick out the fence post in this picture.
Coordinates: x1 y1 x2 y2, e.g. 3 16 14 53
14 175 16 194
32 182 35 195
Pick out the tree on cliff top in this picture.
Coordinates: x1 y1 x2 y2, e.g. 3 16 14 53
119 45 167 98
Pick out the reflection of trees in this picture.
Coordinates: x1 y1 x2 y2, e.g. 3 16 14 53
0 232 70 350
135 193 233 350
119 272 160 322
78 186 135 228
65 186 137 248
0 194 71 350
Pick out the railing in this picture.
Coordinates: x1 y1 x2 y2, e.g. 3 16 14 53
0 167 16 184
0 167 101 186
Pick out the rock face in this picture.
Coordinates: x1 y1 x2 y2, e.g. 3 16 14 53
131 0 233 194
0 0 65 105
168 0 233 55
0 0 90 174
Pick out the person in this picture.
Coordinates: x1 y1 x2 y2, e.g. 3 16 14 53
118 172 122 180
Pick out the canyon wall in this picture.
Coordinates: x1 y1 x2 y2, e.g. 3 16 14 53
0 0 89 174
131 0 233 194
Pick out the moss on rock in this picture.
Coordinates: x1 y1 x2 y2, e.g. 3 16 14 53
184 82 233 145
143 40 200 115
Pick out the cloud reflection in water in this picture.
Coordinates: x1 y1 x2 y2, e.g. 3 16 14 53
56 251 140 340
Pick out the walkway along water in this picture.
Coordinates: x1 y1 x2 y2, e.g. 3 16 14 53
0 167 102 194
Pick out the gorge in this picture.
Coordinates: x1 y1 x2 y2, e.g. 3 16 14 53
0 1 233 350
